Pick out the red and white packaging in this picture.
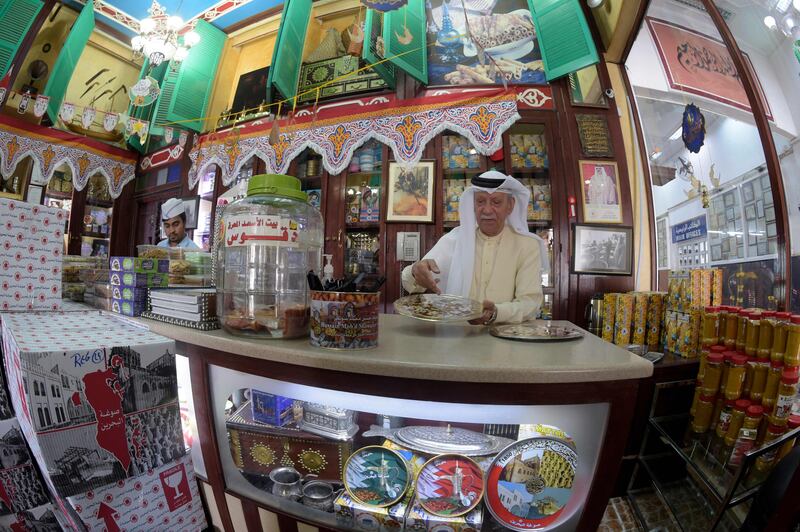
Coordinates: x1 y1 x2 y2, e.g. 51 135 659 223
0 198 64 311
0 502 64 531
0 311 184 499
67 453 206 531
0 418 49 514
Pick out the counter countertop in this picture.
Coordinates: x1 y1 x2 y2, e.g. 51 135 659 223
139 314 653 384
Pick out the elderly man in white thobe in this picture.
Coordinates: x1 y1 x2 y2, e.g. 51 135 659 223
401 171 546 325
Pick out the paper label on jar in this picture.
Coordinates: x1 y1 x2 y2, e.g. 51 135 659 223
222 214 300 247
729 428 757 467
775 393 795 419
717 411 733 433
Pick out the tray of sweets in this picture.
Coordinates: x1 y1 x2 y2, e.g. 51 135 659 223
394 294 483 322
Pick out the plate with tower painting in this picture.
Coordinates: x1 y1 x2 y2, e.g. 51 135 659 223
343 446 410 507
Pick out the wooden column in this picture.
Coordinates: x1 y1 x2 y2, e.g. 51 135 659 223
701 0 791 309
110 181 135 256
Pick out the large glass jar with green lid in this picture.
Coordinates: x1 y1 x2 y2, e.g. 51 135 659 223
216 174 323 338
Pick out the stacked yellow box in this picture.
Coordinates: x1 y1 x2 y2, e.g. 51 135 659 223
614 293 634 346
646 292 666 350
712 268 723 306
631 293 650 346
602 293 617 343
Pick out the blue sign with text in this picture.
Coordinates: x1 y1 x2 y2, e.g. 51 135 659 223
672 215 707 243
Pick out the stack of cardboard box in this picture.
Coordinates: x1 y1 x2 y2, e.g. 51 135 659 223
0 310 207 530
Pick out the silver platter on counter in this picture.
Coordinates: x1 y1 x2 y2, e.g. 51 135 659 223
394 294 483 322
362 424 513 456
490 322 583 342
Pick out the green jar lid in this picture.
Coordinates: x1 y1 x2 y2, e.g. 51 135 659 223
247 174 307 202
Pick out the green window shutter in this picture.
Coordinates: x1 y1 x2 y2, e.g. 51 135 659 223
147 62 177 136
158 19 225 133
382 0 427 84
362 9 395 89
43 0 95 122
0 0 43 78
267 0 312 103
528 0 598 81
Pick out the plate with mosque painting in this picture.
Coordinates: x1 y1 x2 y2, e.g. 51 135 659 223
394 294 483 322
484 437 578 531
490 322 583 341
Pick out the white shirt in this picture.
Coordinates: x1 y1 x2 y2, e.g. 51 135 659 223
401 225 543 323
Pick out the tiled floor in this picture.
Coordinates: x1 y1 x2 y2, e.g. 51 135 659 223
598 497 644 532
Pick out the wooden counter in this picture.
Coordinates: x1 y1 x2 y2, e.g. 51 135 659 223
140 314 652 384
134 314 653 532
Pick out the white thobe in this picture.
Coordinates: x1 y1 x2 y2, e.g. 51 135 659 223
401 225 543 324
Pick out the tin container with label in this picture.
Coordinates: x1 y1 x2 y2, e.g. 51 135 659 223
310 290 380 349
298 402 359 440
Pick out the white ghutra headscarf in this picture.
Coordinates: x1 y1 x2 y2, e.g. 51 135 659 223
445 170 549 297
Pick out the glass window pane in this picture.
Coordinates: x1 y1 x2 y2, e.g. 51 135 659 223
626 0 780 303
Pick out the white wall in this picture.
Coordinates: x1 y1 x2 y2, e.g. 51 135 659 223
627 0 797 137
651 115 767 217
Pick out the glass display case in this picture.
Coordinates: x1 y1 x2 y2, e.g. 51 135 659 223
81 173 113 258
507 124 553 319
193 167 217 250
628 381 799 531
44 165 73 254
442 133 486 228
208 364 608 531
345 140 382 280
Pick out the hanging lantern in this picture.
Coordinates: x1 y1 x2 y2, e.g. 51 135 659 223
360 0 407 12
682 103 705 154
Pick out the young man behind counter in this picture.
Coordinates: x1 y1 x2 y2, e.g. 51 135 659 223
158 198 200 249
401 171 546 325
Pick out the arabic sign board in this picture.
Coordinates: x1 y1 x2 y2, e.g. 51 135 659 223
672 215 707 243
223 214 300 247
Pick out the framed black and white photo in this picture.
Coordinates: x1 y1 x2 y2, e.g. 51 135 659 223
181 196 201 229
571 224 633 275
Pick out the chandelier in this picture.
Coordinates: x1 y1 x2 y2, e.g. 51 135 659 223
763 0 800 37
131 1 200 67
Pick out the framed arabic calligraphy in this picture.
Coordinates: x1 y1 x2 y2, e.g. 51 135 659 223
646 17 773 119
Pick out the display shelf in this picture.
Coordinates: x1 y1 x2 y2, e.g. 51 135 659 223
86 198 113 208
543 286 555 295
83 232 110 239
345 221 380 230
639 452 741 532
511 167 549 175
45 190 73 200
647 414 800 506
443 168 483 176
529 220 552 226
628 482 681 531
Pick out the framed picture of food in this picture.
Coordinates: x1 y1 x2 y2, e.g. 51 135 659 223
425 0 546 87
387 160 435 222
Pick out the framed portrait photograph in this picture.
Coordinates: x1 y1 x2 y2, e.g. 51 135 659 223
578 160 622 224
181 196 201 229
572 224 633 275
745 205 756 220
387 160 435 222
